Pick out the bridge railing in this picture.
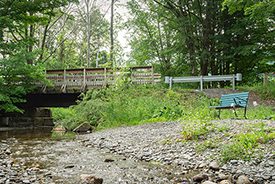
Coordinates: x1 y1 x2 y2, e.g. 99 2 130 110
44 66 161 92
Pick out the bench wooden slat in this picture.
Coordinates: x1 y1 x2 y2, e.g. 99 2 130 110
210 92 249 118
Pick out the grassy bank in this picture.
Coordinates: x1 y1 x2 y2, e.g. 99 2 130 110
239 81 275 100
52 84 274 131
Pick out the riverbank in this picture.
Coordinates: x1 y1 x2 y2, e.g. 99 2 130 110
81 119 275 184
0 119 274 183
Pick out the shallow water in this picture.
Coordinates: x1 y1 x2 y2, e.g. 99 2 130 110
0 127 52 140
0 127 193 183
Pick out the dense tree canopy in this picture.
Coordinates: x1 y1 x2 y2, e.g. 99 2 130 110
0 0 274 112
0 0 76 112
127 0 274 80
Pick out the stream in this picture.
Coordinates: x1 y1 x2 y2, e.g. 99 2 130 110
0 128 191 184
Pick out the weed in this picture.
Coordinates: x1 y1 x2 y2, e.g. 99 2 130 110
239 82 275 100
181 121 214 140
221 129 275 162
196 139 219 153
51 131 76 141
51 84 275 131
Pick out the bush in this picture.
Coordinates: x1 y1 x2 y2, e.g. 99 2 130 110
51 83 275 131
52 85 188 130
239 82 275 100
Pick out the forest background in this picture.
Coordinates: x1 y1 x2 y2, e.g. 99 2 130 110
0 0 274 113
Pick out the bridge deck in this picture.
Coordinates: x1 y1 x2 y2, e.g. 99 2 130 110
42 66 161 93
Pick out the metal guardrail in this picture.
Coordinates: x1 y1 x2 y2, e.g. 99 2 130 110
165 73 242 91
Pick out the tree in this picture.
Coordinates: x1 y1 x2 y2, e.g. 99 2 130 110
0 0 76 112
126 0 274 84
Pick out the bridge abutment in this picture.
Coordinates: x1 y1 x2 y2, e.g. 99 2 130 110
0 108 54 128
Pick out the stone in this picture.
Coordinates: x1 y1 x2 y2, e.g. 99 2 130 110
192 173 208 182
199 162 208 168
73 123 92 132
209 161 219 171
202 181 217 184
218 173 228 180
104 158 115 163
64 165 74 169
52 125 66 132
230 160 238 165
5 149 11 155
80 174 103 184
236 175 251 184
267 160 274 166
22 179 30 184
219 180 231 184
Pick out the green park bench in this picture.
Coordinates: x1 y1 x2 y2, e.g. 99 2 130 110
210 92 249 119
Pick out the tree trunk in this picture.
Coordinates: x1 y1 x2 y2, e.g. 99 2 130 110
110 0 115 67
86 0 91 67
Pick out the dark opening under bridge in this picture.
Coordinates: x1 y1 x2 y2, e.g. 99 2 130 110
24 66 161 107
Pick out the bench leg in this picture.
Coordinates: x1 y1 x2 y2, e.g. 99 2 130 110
233 108 238 118
244 107 247 119
218 109 221 119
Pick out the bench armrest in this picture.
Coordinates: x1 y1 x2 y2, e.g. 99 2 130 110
233 97 248 107
235 96 248 102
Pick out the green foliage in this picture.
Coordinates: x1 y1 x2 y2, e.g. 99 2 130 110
196 139 219 153
239 82 275 100
0 49 46 112
52 85 188 130
0 0 76 112
53 84 275 131
51 131 76 141
221 129 275 162
181 121 214 141
126 0 274 83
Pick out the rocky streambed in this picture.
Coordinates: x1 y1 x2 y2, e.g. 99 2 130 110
0 120 275 184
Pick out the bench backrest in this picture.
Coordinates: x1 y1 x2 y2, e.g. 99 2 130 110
220 92 249 107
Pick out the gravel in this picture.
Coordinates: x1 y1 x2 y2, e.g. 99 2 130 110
81 119 275 183
0 119 274 183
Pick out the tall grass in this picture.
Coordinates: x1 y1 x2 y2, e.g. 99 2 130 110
52 84 274 131
52 85 188 130
239 81 275 100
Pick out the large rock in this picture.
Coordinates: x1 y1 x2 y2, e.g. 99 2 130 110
209 161 219 170
73 123 92 132
80 174 103 184
236 175 251 184
220 180 231 184
192 173 208 182
202 181 217 184
52 125 66 132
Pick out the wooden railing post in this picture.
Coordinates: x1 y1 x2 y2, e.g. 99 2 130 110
263 73 268 85
104 68 107 87
83 68 86 90
63 69 66 84
151 66 154 84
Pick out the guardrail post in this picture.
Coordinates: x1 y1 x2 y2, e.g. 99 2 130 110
200 76 203 91
169 77 173 89
232 74 236 90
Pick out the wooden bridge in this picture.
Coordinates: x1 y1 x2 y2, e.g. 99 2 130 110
42 66 161 93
